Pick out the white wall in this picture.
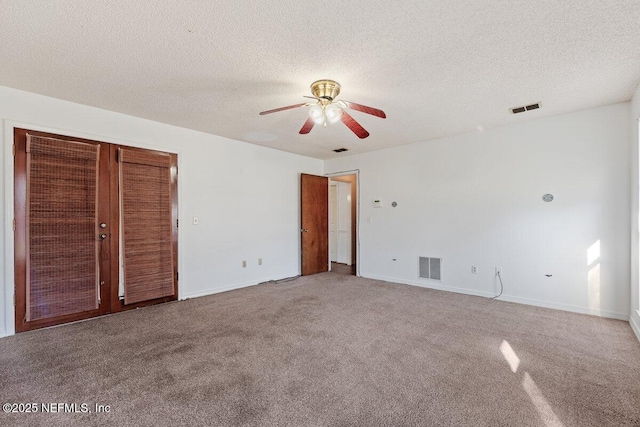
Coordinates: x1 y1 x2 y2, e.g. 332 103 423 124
0 85 323 337
326 103 631 320
630 84 640 341
1 85 634 337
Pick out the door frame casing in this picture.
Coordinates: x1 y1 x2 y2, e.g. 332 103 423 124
325 170 360 276
329 179 352 266
329 181 338 263
3 120 183 337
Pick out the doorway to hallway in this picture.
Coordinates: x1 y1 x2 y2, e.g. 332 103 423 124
329 173 357 276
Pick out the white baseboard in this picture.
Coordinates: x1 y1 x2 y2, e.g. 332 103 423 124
496 294 628 321
181 280 261 300
361 273 629 321
181 274 297 300
361 274 496 299
631 311 640 343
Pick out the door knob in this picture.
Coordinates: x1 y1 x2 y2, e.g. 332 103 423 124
100 223 107 228
99 233 107 240
301 229 308 233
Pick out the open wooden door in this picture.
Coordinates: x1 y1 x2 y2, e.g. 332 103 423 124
301 173 329 275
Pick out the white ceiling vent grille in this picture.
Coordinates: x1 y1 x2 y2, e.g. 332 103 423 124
419 257 442 281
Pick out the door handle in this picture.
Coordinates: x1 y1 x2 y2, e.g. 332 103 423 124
301 229 308 233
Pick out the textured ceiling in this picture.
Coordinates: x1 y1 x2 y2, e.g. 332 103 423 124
1 1 639 159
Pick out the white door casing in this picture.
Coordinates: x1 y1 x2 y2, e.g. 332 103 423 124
329 183 337 262
337 181 352 265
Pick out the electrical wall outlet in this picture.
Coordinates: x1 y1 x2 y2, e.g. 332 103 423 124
258 258 262 266
495 267 502 275
242 260 247 268
471 265 478 274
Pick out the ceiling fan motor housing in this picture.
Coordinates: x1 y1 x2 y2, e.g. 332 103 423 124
311 79 341 101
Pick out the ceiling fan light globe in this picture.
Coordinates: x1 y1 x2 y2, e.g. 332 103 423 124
313 116 326 125
325 104 342 123
309 104 325 124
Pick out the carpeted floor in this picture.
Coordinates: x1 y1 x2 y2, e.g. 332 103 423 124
331 262 355 275
1 272 639 426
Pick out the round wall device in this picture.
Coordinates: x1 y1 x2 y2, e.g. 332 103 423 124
391 201 398 207
542 194 554 202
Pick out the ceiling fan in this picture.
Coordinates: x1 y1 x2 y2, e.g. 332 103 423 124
259 79 386 139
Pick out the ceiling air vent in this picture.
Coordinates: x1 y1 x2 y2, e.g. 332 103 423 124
510 103 540 114
333 148 348 153
419 256 442 281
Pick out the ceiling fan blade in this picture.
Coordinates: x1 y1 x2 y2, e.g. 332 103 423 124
341 111 370 139
341 100 386 119
299 117 315 134
259 103 307 115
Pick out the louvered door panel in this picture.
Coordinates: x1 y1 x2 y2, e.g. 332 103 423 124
119 148 175 304
26 135 100 321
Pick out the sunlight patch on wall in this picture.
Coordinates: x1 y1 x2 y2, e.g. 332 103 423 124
587 240 600 266
587 240 601 311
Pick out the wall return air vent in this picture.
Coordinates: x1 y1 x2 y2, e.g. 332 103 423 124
419 256 442 281
510 103 540 114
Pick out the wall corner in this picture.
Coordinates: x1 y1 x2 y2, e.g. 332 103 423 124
631 310 640 343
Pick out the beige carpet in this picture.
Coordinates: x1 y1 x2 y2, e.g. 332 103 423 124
1 272 639 426
331 262 356 275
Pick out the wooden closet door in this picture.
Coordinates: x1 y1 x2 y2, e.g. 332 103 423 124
14 129 111 332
